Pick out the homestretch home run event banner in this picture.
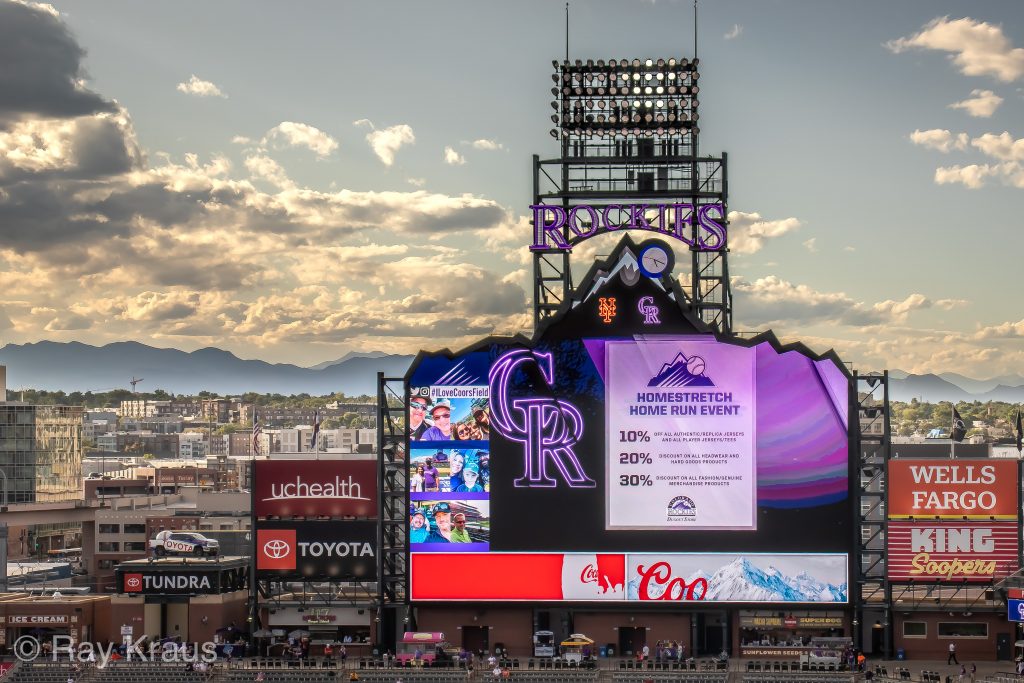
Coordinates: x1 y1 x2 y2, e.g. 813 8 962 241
605 338 756 530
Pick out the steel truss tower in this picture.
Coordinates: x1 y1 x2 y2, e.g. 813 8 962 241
533 57 731 332
376 372 408 652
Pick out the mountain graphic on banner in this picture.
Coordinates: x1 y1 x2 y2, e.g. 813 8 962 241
698 558 847 602
627 557 846 602
648 352 715 387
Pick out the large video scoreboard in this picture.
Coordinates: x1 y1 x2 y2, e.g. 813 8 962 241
406 241 853 603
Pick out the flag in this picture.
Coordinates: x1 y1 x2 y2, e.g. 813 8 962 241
950 407 967 443
310 410 321 452
252 410 263 455
1016 408 1022 454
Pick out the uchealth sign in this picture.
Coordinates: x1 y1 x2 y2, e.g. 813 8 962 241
887 460 1019 519
887 521 1018 582
254 459 377 518
410 552 847 603
256 521 377 581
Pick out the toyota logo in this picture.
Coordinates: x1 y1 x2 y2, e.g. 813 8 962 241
126 577 141 588
264 539 291 559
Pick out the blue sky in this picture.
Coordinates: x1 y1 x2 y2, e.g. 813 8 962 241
0 0 1022 378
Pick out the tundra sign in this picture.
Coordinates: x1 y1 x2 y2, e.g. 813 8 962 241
253 460 377 518
887 460 1019 520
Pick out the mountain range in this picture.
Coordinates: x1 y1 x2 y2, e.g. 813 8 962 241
0 340 1022 403
887 371 1024 404
0 341 413 396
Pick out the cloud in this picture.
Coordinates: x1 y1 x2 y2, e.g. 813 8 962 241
974 318 1024 340
803 238 817 253
175 75 227 98
470 139 504 151
734 276 951 328
443 146 466 165
44 312 92 331
231 135 251 145
724 24 743 40
934 163 1003 189
909 128 968 153
948 89 1002 117
886 16 1024 82
970 131 1024 161
910 131 1024 189
0 1 117 127
727 211 801 254
263 121 338 158
364 124 415 166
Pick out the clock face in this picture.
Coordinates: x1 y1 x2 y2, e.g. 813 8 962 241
638 242 673 278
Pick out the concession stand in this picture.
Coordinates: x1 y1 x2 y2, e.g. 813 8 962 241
736 612 849 659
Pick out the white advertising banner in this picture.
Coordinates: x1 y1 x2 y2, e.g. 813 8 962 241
625 553 848 603
605 338 757 530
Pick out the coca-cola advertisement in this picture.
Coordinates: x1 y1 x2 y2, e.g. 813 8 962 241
410 552 847 603
625 553 847 603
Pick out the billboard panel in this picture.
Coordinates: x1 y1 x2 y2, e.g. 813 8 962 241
408 333 852 602
410 552 847 603
255 521 377 580
887 460 1018 519
887 521 1018 582
253 459 377 518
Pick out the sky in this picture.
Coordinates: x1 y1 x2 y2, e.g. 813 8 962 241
0 0 1022 378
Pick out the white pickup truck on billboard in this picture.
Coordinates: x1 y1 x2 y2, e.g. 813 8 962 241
149 531 220 557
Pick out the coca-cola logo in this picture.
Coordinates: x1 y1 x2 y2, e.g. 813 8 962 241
636 562 708 601
580 565 598 584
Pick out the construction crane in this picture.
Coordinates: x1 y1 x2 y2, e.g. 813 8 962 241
129 377 144 393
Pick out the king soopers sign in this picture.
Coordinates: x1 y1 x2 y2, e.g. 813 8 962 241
530 203 726 251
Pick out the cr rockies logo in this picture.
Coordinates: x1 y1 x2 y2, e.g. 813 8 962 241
489 348 595 488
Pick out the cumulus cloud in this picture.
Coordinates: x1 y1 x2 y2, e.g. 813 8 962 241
886 16 1024 82
909 128 968 152
734 276 951 328
175 75 227 98
934 164 998 189
263 121 338 158
354 118 415 166
971 131 1024 161
0 0 116 127
470 139 504 151
948 89 1002 117
367 125 414 166
803 238 817 253
443 146 465 165
724 24 743 40
727 211 801 254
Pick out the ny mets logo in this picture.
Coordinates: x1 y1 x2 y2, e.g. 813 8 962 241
598 297 617 323
489 349 595 488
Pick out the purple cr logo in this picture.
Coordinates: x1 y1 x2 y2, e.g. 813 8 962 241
489 349 595 488
638 296 661 324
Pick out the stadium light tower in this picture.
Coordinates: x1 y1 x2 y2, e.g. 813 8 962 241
532 55 731 332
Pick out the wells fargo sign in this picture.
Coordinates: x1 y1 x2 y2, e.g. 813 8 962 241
887 521 1018 582
887 460 1018 519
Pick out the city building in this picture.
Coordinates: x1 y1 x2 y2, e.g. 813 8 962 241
0 401 84 504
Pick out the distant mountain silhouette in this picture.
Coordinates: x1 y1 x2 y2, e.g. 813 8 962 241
0 341 413 395
308 350 391 370
887 372 1024 403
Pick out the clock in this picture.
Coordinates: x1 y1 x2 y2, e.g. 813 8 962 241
637 240 674 278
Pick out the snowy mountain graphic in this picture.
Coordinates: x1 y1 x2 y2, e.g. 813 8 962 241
627 557 847 602
648 352 715 387
433 360 482 386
